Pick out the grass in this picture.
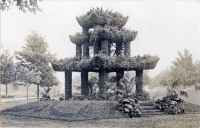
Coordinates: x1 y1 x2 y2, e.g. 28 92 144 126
0 93 199 127
0 113 199 127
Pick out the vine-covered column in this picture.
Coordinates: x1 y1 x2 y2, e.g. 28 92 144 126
65 70 72 100
94 40 100 55
82 27 89 58
136 69 143 95
116 42 123 56
99 70 108 99
116 71 124 98
124 41 131 56
76 44 82 59
101 40 109 55
81 69 89 96
108 42 111 56
98 40 109 99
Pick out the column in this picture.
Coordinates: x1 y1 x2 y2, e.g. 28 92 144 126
116 42 123 56
81 69 89 96
94 41 100 55
101 40 109 55
65 70 72 100
124 41 131 56
136 69 143 94
76 44 82 59
99 70 108 99
82 27 89 58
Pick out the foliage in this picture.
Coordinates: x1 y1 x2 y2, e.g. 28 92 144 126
52 54 159 71
170 49 196 87
69 32 88 45
0 50 15 85
117 98 141 118
154 79 187 115
90 25 137 43
143 71 151 85
1 95 14 98
76 7 128 29
1 0 42 13
15 31 59 88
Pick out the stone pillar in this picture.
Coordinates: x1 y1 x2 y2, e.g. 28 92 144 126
65 70 72 100
76 44 82 59
99 70 108 99
116 71 124 98
136 69 143 94
81 69 89 96
124 41 131 56
101 40 109 55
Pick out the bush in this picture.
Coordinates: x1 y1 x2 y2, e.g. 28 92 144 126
154 92 185 115
116 98 141 118
1 95 14 98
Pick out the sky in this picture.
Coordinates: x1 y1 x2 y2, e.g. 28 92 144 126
1 0 200 90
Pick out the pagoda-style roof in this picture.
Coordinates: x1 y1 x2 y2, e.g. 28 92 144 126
90 25 138 43
51 54 159 72
69 32 89 45
76 8 128 29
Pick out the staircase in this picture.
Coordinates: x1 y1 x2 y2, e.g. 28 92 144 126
139 100 165 117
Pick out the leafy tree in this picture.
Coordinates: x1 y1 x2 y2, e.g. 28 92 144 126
194 61 200 90
170 49 195 88
1 0 42 13
0 50 15 95
15 31 59 99
143 71 151 85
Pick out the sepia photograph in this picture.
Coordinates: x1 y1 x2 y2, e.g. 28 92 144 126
0 0 200 127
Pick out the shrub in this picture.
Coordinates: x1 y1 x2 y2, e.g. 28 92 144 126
154 92 185 115
116 98 141 118
1 95 14 98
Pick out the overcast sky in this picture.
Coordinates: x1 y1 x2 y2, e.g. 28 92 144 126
1 1 200 88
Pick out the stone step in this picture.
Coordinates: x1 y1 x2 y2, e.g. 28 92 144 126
139 100 155 106
142 111 164 115
141 109 161 113
140 106 155 110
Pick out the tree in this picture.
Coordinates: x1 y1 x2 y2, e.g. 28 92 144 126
15 31 59 99
170 49 195 88
0 50 15 95
1 0 42 13
143 71 151 85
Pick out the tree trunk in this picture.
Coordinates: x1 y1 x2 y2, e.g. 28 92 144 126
6 83 8 95
37 84 39 99
27 86 28 102
136 69 144 94
81 69 89 96
65 70 72 100
99 70 108 99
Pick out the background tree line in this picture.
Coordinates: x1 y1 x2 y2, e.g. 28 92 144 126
0 31 59 98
